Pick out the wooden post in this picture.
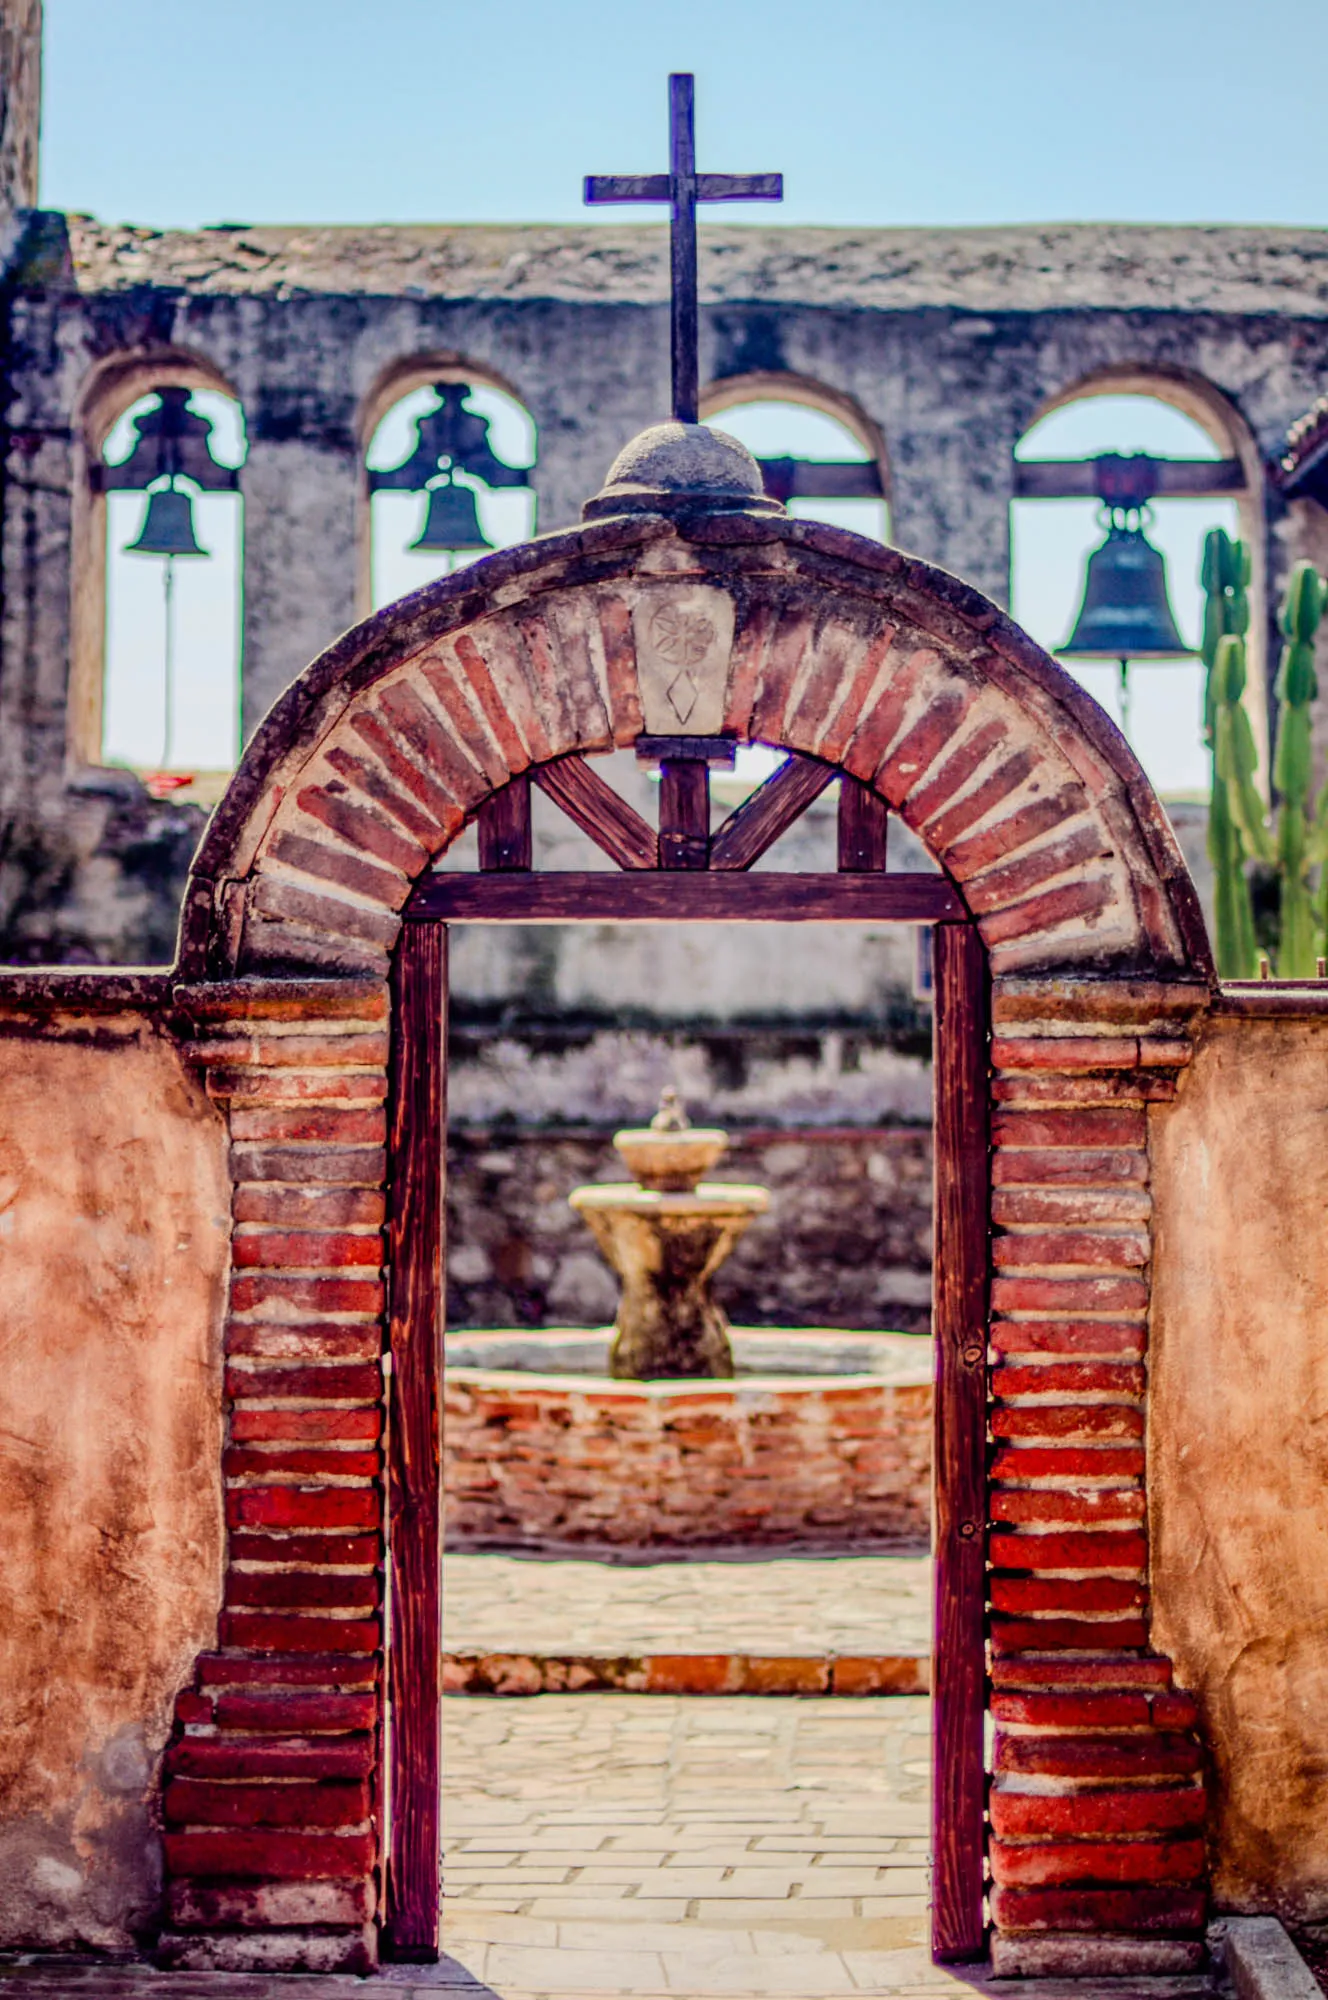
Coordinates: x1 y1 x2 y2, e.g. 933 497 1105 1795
837 776 888 871
658 759 710 869
477 775 531 871
930 920 989 1964
384 922 447 1959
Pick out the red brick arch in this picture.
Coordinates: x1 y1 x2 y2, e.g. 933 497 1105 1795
181 510 1209 985
163 509 1215 1979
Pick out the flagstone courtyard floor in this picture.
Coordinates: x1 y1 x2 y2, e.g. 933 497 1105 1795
439 1691 940 1993
443 1553 932 1660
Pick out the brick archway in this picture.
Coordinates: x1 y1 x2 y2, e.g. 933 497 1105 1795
164 510 1213 1978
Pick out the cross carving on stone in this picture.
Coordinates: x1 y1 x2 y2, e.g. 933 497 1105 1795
585 74 783 424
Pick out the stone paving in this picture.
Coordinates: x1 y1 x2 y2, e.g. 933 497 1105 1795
439 1692 946 1994
442 1553 932 1659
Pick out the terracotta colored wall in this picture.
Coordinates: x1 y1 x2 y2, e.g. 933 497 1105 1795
1150 1010 1328 1921
0 1022 229 1950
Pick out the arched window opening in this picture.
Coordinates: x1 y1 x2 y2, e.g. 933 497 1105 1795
99 386 245 789
1014 392 1246 799
366 381 535 610
703 396 889 543
703 395 890 793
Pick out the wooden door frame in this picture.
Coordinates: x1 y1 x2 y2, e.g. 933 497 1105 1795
383 898 989 1964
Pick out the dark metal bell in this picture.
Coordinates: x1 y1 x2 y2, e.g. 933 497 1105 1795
127 483 207 558
410 477 491 554
1060 520 1188 660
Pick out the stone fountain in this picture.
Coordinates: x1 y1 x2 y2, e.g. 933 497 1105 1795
569 1089 769 1378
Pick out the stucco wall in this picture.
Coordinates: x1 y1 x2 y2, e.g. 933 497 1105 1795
1150 1009 1328 1921
0 1019 228 1950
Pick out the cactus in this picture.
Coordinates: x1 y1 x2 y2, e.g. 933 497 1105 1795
1201 533 1328 978
1274 563 1325 977
1203 530 1261 977
1210 632 1265 976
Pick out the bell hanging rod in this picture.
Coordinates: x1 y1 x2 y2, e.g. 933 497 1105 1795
1014 453 1244 502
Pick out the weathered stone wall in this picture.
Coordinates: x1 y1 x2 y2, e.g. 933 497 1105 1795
447 1126 933 1335
1149 998 1328 1923
0 1007 228 1951
0 0 40 259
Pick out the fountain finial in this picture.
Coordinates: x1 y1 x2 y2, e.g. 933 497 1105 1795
650 1086 690 1134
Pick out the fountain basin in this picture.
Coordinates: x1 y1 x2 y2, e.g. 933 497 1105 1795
444 1326 932 1553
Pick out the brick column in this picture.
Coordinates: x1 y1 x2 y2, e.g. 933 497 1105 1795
159 978 390 1975
985 982 1208 1979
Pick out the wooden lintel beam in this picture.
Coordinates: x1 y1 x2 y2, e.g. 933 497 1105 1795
532 756 658 870
1014 456 1245 501
757 457 885 504
405 871 962 924
711 753 833 870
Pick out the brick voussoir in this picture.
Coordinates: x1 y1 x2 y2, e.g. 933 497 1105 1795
989 1784 1204 1842
992 1361 1146 1397
225 1569 379 1613
225 1362 382 1400
993 1035 1142 1071
267 827 412 911
990 1655 1172 1690
991 1490 1146 1528
195 1031 390 1068
292 787 430 879
231 1231 382 1270
166 1738 375 1782
229 1406 381 1444
163 1829 376 1882
229 1274 385 1315
991 1318 1147 1357
996 1732 1203 1778
991 1837 1206 1888
990 1443 1146 1482
991 1575 1147 1616
229 1144 388 1186
991 1275 1149 1314
230 1106 388 1143
989 1884 1206 1935
165 1777 370 1829
218 1612 380 1653
966 825 1112 919
992 1616 1150 1652
226 1321 382 1361
991 1406 1144 1443
991 1229 1150 1271
214 1692 378 1733
989 1529 1148 1571
994 1107 1148 1148
226 1487 381 1531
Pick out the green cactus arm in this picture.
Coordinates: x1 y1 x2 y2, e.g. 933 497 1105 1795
1209 783 1258 978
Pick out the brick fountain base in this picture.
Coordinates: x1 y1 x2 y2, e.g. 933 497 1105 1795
444 1326 933 1555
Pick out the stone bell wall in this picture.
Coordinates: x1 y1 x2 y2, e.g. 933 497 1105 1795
5 215 1328 966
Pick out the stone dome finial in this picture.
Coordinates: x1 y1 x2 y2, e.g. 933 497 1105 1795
582 421 785 522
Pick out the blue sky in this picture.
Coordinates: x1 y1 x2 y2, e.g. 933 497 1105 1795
52 1 1322 790
42 0 1328 231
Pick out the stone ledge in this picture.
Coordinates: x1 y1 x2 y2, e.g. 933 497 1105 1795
1222 1918 1323 2000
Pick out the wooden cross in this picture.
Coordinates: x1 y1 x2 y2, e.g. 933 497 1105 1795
585 74 782 424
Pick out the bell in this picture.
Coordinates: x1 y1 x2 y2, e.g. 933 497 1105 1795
410 476 491 554
1060 517 1188 661
126 482 207 559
